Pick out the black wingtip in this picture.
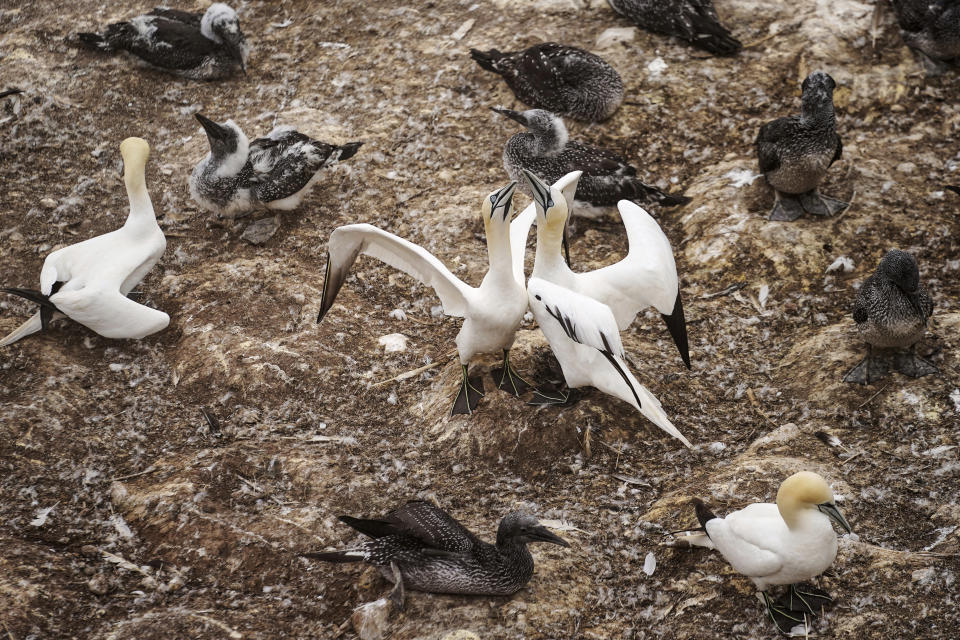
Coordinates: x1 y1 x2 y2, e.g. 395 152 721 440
661 292 691 370
0 88 23 99
337 141 363 162
946 185 960 196
692 498 717 531
695 33 742 56
77 32 108 50
299 550 363 563
660 193 692 207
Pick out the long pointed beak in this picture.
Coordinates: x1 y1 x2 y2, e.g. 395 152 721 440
195 113 228 140
491 107 527 126
661 292 691 369
521 169 552 213
818 502 853 534
530 524 570 548
492 180 517 220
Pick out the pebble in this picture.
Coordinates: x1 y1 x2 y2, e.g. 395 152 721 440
40 198 57 209
88 574 110 595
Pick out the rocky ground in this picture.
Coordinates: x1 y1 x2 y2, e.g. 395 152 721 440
1 0 958 638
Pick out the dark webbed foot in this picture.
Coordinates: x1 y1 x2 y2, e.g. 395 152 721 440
781 583 833 615
492 349 532 397
769 194 804 221
843 350 889 384
528 383 577 407
451 364 484 415
387 561 405 610
763 591 806 634
891 352 938 379
799 190 848 216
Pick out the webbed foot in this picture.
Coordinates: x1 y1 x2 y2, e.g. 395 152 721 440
769 195 804 221
782 583 833 615
492 349 532 397
529 383 577 407
890 352 938 379
799 190 848 216
451 364 484 415
843 351 889 385
763 591 806 635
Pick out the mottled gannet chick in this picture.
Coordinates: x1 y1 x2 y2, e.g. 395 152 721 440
78 3 250 80
302 501 569 608
317 182 531 415
607 0 741 56
891 0 960 73
471 43 624 122
680 471 853 634
843 249 936 384
756 71 846 221
190 113 362 218
1 138 168 346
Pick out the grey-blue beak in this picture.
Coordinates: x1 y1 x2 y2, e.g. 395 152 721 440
818 502 852 534
490 180 517 220
521 169 552 213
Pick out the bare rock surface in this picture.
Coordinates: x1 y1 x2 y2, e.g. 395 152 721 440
1 1 958 639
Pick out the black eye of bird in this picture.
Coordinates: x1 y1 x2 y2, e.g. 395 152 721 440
535 295 542 301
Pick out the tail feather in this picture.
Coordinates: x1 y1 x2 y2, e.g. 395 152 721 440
0 88 23 99
339 515 396 539
688 15 742 56
693 498 717 530
469 48 505 74
0 312 42 347
2 287 57 310
78 32 113 51
299 550 367 563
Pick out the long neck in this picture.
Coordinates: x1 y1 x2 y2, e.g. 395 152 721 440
123 166 158 232
532 216 567 276
484 220 513 281
494 539 534 583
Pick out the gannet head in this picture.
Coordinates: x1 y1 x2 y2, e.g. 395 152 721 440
481 181 517 231
496 512 570 548
522 169 568 236
800 70 837 116
201 3 249 72
777 471 852 533
492 107 568 154
878 249 926 322
119 137 150 181
554 170 583 214
195 113 249 177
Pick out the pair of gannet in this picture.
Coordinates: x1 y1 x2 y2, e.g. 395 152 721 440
190 113 363 218
1 138 168 346
679 471 853 633
78 3 249 80
318 171 692 447
303 501 568 607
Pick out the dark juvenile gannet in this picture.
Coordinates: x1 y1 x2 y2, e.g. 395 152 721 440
1 138 168 346
317 183 530 415
756 71 846 221
680 472 852 634
303 501 568 608
496 108 690 219
891 0 960 72
470 43 624 122
78 3 249 80
190 113 362 218
607 0 741 56
843 249 936 384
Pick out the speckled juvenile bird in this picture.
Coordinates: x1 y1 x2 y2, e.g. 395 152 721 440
891 0 960 72
303 501 569 608
470 43 624 122
607 0 741 56
756 71 846 222
190 113 362 218
844 249 936 385
495 108 690 219
78 3 249 80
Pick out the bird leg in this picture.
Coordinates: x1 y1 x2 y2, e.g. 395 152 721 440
890 350 938 379
451 364 484 415
843 344 889 384
782 582 833 616
768 192 804 221
492 349 532 397
762 591 806 634
387 561 406 611
798 189 848 216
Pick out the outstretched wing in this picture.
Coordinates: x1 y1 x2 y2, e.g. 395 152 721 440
318 224 473 322
49 287 169 339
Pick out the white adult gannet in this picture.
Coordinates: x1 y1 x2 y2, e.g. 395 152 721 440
681 471 853 633
1 138 169 346
514 169 690 370
527 277 692 447
317 182 530 414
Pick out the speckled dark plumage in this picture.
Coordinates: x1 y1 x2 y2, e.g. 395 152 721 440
607 0 741 55
495 108 690 216
756 71 846 221
844 250 937 384
471 43 623 122
305 501 568 599
891 0 960 70
77 3 249 80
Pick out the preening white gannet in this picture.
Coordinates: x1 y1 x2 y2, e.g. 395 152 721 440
317 182 530 414
1 137 169 346
681 471 853 633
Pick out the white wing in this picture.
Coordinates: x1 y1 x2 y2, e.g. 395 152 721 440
318 224 473 321
707 504 785 579
575 200 680 327
528 278 691 447
50 288 170 339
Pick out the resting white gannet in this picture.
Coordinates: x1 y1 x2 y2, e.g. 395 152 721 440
514 169 690 371
317 182 530 414
682 471 853 633
1 138 169 346
527 278 692 447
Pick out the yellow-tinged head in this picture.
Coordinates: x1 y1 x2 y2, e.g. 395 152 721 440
119 137 150 183
776 471 852 533
481 181 517 231
521 169 567 238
